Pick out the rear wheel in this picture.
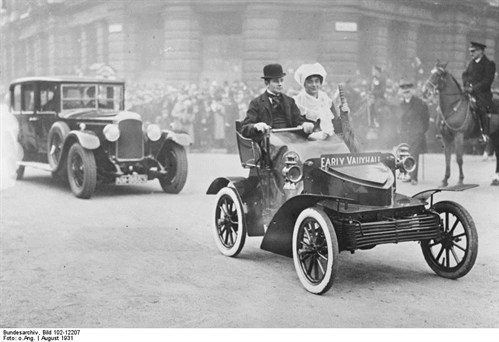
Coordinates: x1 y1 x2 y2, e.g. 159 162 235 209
158 142 188 194
67 143 96 199
213 187 246 257
292 207 339 295
48 123 70 180
421 201 478 279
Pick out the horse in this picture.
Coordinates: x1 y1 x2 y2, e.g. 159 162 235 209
423 61 499 187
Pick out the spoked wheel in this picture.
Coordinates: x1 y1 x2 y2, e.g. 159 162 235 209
47 123 70 179
67 143 96 199
158 142 188 194
213 187 246 257
421 201 478 279
292 207 339 295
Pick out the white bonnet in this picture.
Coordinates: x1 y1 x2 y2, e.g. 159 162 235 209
294 63 327 87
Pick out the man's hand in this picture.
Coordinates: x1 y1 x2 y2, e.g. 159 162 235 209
254 122 271 133
301 122 315 134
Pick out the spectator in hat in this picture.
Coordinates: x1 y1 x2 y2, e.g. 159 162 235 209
398 79 429 185
462 41 496 137
241 63 314 139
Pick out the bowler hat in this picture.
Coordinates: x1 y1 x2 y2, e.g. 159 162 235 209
470 41 486 50
262 64 286 79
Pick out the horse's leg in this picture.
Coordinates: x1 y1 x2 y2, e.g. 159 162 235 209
441 135 452 187
455 133 465 185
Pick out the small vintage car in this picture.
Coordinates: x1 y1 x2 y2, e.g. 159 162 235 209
10 76 190 198
207 123 478 295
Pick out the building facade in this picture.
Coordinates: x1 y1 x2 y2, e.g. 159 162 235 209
1 0 498 90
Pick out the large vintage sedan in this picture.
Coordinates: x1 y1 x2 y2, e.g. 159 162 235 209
10 76 190 198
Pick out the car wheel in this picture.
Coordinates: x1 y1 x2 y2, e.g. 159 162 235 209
67 143 97 199
47 123 69 170
293 207 339 295
158 141 188 194
213 187 246 257
421 201 478 279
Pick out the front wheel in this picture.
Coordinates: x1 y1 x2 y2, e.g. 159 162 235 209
67 143 97 199
292 207 339 295
421 201 478 279
213 187 246 257
158 142 188 194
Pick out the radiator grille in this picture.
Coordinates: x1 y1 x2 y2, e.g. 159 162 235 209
337 213 442 250
116 119 144 160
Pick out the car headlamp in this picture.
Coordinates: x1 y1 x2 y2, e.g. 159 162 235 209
146 124 162 142
103 124 120 142
282 151 303 183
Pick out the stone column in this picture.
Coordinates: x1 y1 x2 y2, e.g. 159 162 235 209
242 3 281 88
369 17 390 71
484 17 498 62
319 9 361 82
106 2 139 80
95 20 107 64
162 4 200 85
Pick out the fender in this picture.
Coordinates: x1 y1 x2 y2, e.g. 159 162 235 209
260 194 354 258
164 130 192 147
53 131 100 173
412 184 478 204
206 176 248 196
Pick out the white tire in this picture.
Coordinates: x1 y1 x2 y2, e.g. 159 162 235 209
213 187 246 257
292 207 339 295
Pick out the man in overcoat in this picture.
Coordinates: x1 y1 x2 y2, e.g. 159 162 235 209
462 41 496 136
241 63 313 140
399 80 429 185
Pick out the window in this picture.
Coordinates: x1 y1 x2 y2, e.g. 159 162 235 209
12 84 21 112
40 83 58 112
21 84 35 112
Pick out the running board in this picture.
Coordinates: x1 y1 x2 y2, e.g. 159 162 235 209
17 161 53 172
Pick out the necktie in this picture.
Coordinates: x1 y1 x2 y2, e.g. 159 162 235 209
269 93 281 109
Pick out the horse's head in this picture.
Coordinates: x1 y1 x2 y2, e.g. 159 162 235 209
423 61 448 98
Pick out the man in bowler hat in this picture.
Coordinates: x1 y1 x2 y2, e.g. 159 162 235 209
398 79 429 185
241 63 314 139
462 41 496 136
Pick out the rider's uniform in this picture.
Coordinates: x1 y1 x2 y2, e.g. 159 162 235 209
462 54 496 113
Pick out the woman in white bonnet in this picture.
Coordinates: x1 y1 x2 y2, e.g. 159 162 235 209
293 62 349 140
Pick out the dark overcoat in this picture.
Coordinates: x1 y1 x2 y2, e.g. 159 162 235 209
400 95 430 150
241 92 307 139
462 55 496 112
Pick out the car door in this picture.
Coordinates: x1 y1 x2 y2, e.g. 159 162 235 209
12 83 38 157
37 82 60 154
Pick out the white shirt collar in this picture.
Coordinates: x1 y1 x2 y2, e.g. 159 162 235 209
474 57 482 63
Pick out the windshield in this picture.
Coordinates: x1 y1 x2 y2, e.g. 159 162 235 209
61 83 123 111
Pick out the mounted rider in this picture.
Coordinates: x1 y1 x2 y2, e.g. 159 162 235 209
462 41 496 137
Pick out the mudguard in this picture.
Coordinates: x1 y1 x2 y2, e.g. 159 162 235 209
412 184 478 203
206 177 248 196
260 194 353 258
164 130 192 147
53 131 100 173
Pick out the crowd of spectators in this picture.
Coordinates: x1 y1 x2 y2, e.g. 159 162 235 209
123 69 442 153
114 61 498 154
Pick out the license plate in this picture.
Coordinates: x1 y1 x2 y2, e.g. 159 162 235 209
115 174 148 185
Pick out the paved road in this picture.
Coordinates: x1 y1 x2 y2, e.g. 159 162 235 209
1 153 498 328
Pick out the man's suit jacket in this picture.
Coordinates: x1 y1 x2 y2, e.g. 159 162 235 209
241 92 307 139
